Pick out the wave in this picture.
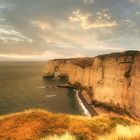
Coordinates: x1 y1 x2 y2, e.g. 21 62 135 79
38 86 46 89
46 95 56 98
38 85 52 89
75 90 91 117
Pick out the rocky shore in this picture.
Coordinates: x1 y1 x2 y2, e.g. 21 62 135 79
76 89 133 118
76 90 97 116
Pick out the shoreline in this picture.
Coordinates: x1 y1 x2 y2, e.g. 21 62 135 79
55 81 98 117
75 90 98 117
46 77 134 119
75 89 133 118
75 90 91 116
43 77 97 117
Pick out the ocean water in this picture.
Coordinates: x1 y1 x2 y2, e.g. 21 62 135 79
0 62 82 115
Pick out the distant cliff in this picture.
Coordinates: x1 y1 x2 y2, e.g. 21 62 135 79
43 51 140 118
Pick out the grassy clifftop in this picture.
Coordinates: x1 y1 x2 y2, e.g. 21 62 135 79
0 109 140 140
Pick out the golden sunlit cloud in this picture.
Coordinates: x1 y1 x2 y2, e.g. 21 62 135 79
0 51 87 60
31 20 52 30
0 51 63 60
0 0 139 60
69 10 118 30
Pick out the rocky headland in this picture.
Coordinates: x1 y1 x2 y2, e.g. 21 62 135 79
43 50 140 119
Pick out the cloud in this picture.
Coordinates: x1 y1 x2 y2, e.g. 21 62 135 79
0 4 6 9
69 10 118 30
0 0 139 60
0 50 63 60
0 24 33 43
125 19 132 23
83 0 95 4
135 12 140 14
128 0 140 4
30 20 52 30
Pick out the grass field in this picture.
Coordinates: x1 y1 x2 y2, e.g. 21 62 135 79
0 109 140 140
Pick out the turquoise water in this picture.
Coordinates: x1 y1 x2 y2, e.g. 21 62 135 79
0 62 82 115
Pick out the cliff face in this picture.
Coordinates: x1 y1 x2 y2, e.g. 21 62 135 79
43 51 140 118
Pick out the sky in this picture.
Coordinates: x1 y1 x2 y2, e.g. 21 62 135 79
0 0 139 61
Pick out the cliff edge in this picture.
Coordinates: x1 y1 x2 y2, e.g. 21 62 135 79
43 51 140 118
0 109 139 140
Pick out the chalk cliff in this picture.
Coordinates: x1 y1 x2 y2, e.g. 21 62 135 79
43 51 140 118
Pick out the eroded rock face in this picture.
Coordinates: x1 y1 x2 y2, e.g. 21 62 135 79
43 51 140 118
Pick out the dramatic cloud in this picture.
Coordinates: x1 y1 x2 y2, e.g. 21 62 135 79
0 0 139 60
69 10 118 30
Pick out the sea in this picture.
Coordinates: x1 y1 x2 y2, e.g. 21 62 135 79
0 61 83 115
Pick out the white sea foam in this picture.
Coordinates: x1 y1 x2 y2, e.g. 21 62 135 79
38 85 52 89
75 91 91 117
46 95 56 98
